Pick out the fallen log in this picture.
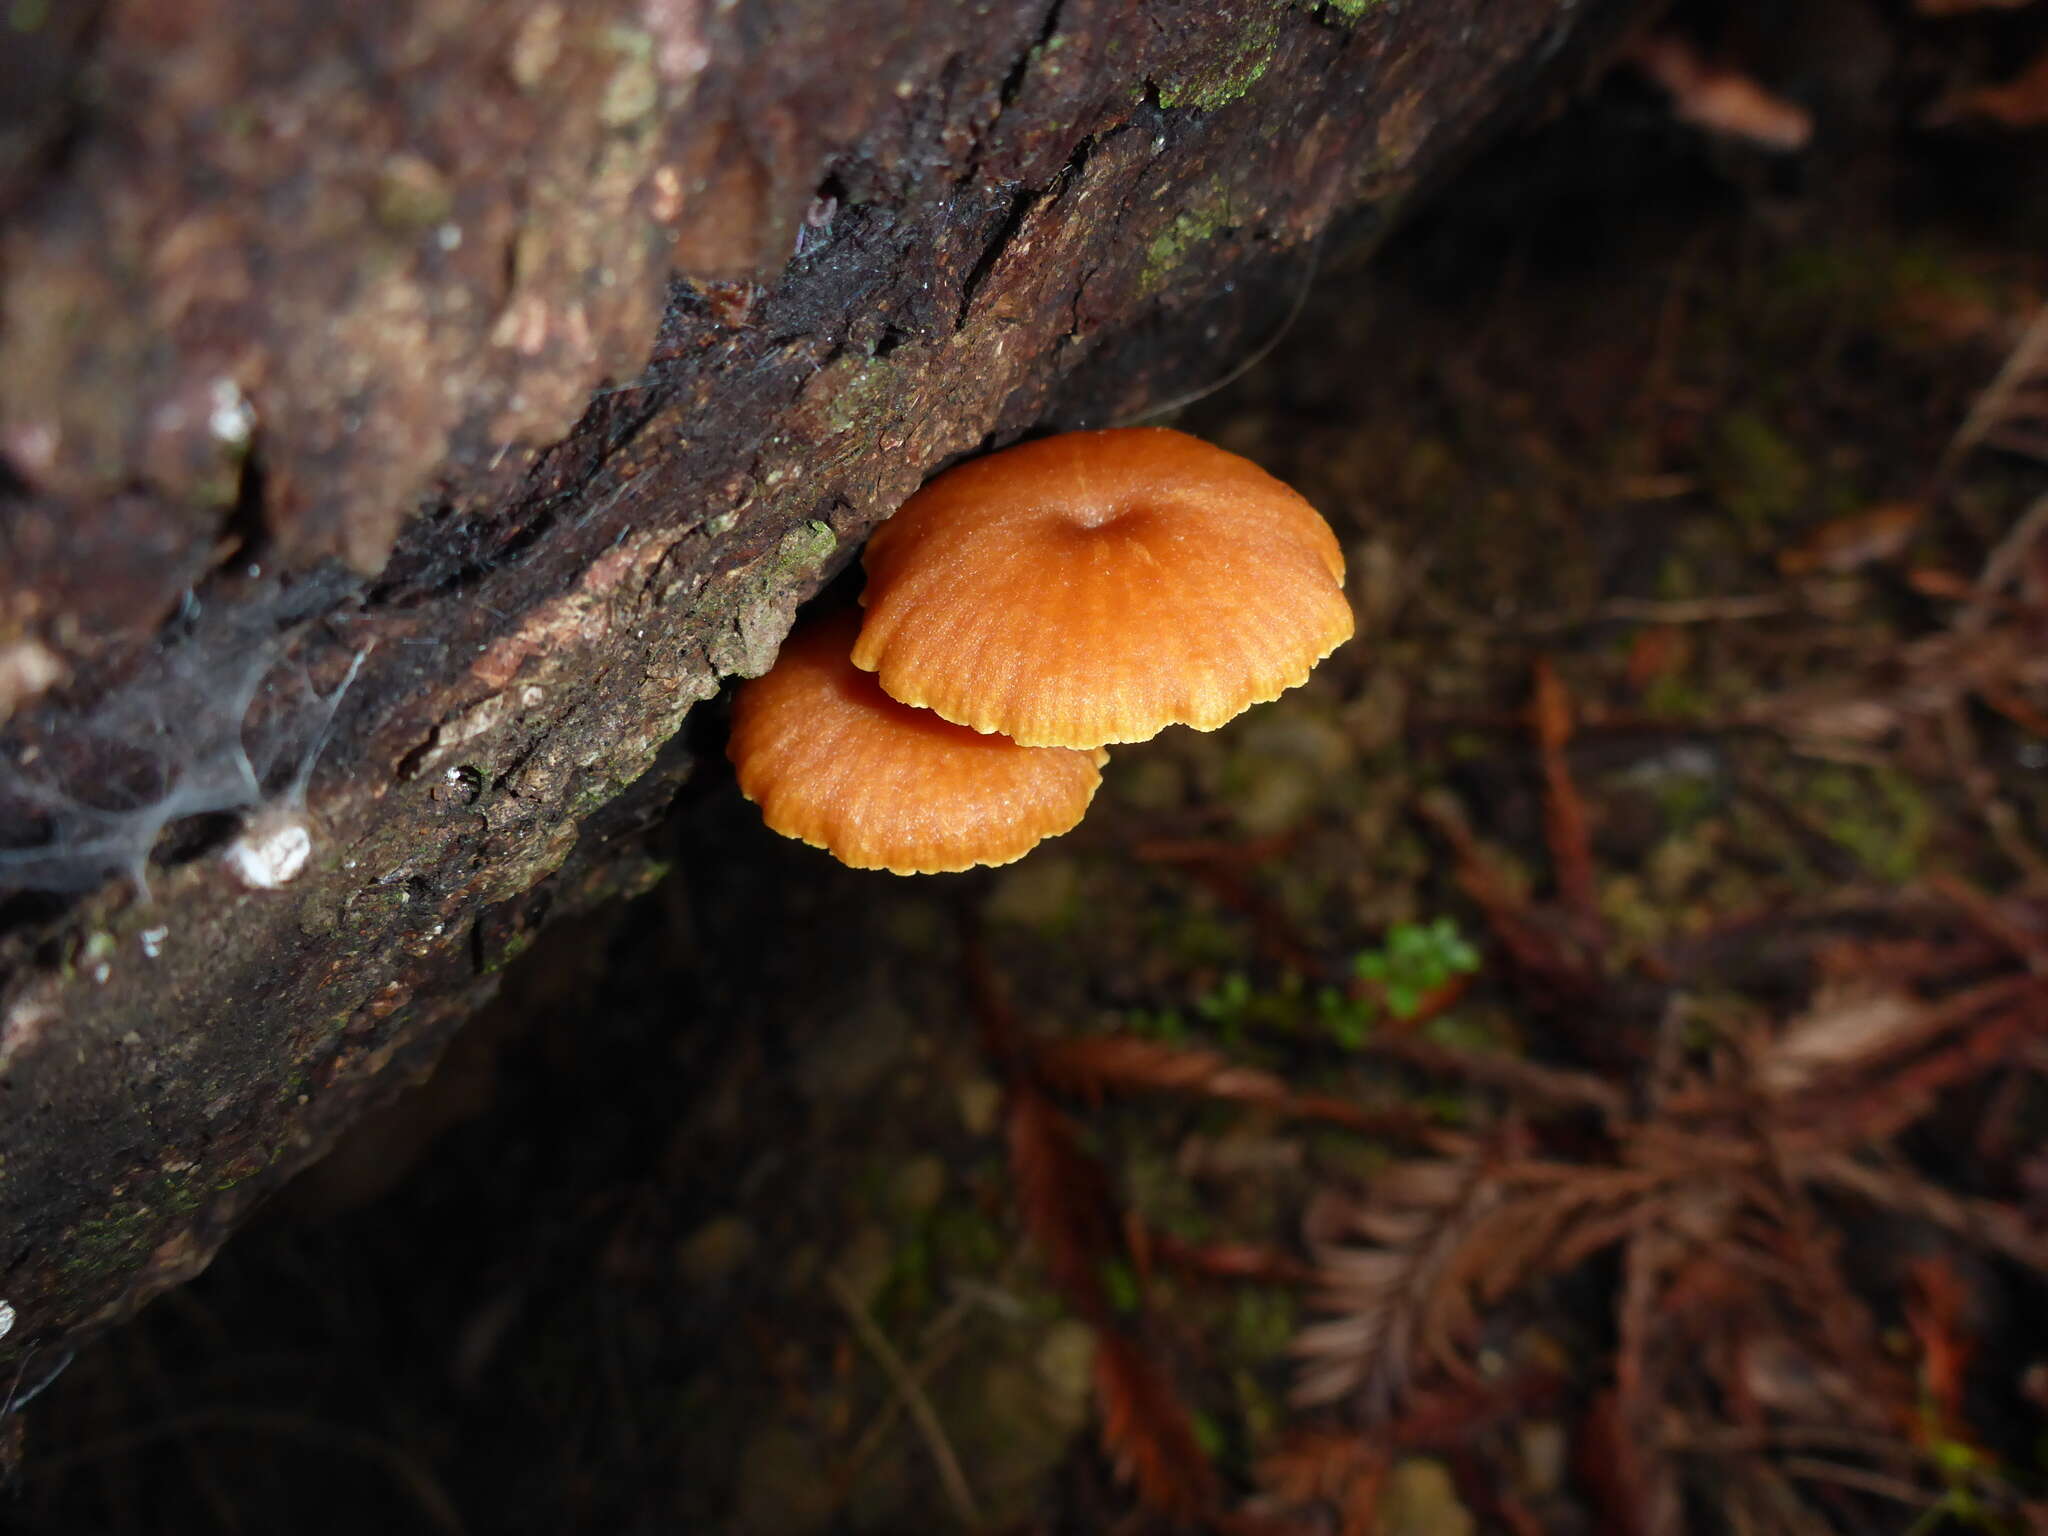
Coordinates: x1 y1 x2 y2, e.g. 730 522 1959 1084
0 0 1627 1372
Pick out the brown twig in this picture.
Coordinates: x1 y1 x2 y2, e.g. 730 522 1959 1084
1808 1154 2048 1273
1005 1081 1118 1319
1033 1034 1436 1141
1414 791 1600 1001
1093 1330 1221 1520
1940 305 2048 494
1778 1456 1938 1508
1363 1033 1626 1119
1530 658 1606 953
1495 592 1799 635
826 1271 985 1532
1143 1227 1317 1287
1925 872 2048 970
836 1296 975 1492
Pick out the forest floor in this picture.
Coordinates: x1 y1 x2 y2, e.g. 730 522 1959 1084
12 11 2048 1535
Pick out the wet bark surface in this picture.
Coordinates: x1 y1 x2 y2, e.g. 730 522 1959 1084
0 0 1621 1372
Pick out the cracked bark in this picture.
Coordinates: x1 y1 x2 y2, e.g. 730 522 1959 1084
0 0 1631 1370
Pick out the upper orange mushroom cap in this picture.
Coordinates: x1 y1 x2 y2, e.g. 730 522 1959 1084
852 428 1353 749
728 611 1107 875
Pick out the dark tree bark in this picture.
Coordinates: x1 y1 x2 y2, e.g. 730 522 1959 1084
0 0 1626 1370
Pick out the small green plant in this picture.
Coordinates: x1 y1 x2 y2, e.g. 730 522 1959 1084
1124 1006 1191 1042
1351 917 1481 1021
1180 919 1482 1050
1193 971 1255 1032
1313 985 1375 1050
1192 970 1304 1044
1102 1258 1143 1316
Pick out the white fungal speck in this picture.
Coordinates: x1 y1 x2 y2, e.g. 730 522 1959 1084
208 379 256 446
139 925 169 958
436 222 463 251
224 813 313 889
91 962 112 984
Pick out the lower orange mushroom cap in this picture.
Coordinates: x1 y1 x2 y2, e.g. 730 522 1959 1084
728 611 1108 874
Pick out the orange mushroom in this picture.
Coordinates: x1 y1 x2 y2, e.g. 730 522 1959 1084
852 427 1353 748
728 610 1107 874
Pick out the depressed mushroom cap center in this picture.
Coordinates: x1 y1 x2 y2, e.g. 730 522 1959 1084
1056 496 1150 534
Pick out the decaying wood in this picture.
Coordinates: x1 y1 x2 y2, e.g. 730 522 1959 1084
0 0 1625 1371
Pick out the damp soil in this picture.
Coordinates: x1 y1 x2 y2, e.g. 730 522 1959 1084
11 31 2048 1536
